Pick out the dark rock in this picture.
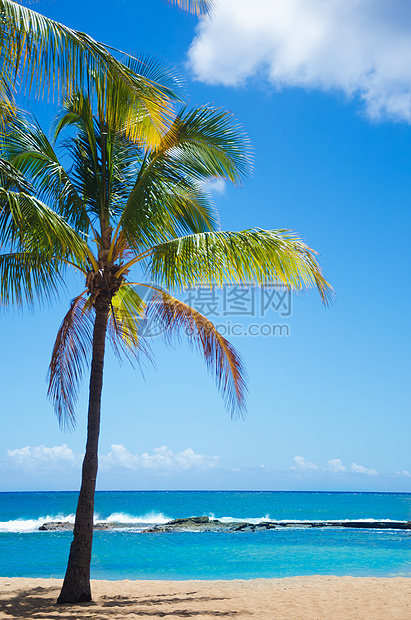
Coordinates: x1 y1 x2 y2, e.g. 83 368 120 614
141 517 411 534
143 517 279 534
39 521 117 532
274 520 411 530
144 516 227 533
231 523 256 532
94 523 113 530
328 520 411 530
39 521 74 531
167 516 213 526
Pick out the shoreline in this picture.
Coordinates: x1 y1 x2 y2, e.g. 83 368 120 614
1 576 410 619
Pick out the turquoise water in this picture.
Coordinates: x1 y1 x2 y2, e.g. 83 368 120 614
1 491 411 579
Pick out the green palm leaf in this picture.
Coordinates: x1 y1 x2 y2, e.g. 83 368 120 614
159 106 252 183
0 0 177 122
0 250 64 308
0 189 90 267
117 105 250 250
0 156 32 193
2 110 90 233
121 180 219 251
144 229 333 304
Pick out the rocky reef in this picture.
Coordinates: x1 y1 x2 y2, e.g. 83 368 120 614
39 516 411 532
142 516 411 533
142 516 267 533
39 521 117 531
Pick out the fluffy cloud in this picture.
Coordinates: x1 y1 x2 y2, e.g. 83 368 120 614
351 462 379 476
327 458 346 473
98 445 221 472
290 456 320 472
290 456 381 477
6 444 78 470
189 0 411 121
5 443 220 473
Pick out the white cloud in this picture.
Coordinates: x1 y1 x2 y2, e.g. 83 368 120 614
200 178 226 195
5 443 221 474
7 444 77 470
351 462 379 476
290 456 380 476
328 458 346 473
101 444 220 472
189 0 411 121
102 444 141 470
290 455 320 472
394 470 411 478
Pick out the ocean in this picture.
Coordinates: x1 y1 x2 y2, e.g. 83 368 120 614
1 491 411 580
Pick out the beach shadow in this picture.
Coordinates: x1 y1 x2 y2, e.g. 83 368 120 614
0 587 245 618
0 586 95 619
100 593 229 606
99 593 236 616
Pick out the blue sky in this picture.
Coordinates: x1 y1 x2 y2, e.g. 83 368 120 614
1 0 410 492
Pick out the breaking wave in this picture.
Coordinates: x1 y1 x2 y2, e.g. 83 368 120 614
0 511 170 533
0 514 76 533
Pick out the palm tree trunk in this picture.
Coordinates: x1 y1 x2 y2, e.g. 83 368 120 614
57 296 110 604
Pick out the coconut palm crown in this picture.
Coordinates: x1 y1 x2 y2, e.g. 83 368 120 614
0 82 332 602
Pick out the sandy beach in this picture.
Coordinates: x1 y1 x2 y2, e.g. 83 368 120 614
0 576 410 619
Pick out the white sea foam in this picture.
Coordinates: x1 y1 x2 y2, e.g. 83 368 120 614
0 511 170 533
0 514 75 533
209 513 272 524
96 512 170 525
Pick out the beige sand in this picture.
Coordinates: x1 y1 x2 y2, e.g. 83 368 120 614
0 576 410 619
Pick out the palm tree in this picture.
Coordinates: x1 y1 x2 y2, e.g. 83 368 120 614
0 80 332 602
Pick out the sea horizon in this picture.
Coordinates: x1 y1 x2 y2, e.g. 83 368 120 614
2 489 411 493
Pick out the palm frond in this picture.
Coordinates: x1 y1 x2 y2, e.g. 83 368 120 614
121 180 219 252
166 0 215 15
146 229 333 304
53 91 143 228
125 54 183 96
109 230 134 265
0 68 16 120
0 0 177 130
0 156 33 193
145 287 247 417
116 104 249 250
47 294 94 428
0 189 90 268
0 251 64 309
91 70 171 148
108 284 151 366
53 51 181 152
159 106 252 183
2 109 90 233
